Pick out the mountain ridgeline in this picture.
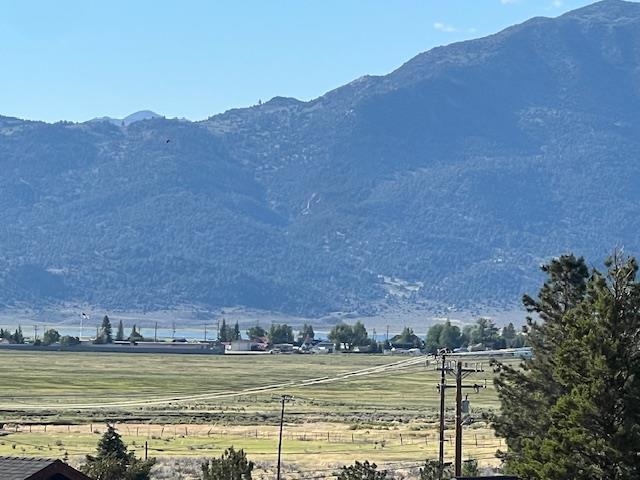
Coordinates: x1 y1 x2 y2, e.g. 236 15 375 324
2 0 640 317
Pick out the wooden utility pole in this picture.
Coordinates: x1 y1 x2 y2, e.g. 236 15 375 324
276 394 293 480
436 354 485 479
455 361 463 476
453 361 485 477
438 353 447 477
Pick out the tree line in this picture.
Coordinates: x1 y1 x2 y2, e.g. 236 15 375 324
1 313 527 354
424 317 527 353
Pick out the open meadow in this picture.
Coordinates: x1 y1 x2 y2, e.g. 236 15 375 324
0 350 509 478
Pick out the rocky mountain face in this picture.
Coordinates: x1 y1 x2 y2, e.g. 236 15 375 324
1 0 639 317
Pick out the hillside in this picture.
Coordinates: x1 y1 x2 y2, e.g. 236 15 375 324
1 0 639 318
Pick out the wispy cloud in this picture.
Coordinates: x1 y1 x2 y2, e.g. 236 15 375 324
500 0 521 5
433 22 457 33
551 0 564 7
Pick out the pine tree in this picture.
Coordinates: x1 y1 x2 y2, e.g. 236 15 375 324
419 459 452 480
81 424 155 480
493 253 640 479
201 446 254 480
233 321 241 341
219 318 228 342
116 320 124 341
98 315 113 344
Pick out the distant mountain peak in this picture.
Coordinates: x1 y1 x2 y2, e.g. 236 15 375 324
263 96 303 107
87 110 162 126
122 110 162 125
561 0 640 22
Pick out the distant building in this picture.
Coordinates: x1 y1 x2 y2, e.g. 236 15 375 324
273 343 295 353
0 456 92 480
312 341 335 354
226 339 254 353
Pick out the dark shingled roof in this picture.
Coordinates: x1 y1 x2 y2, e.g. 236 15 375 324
0 456 92 480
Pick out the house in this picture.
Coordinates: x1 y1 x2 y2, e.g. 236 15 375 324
0 456 92 480
225 339 255 353
273 343 294 353
312 340 335 354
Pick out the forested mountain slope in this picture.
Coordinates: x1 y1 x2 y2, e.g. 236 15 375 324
1 0 639 316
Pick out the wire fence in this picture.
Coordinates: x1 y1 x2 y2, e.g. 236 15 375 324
2 422 503 458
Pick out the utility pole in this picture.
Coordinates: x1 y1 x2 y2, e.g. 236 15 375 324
455 361 463 476
436 353 485 479
453 361 485 477
154 322 158 343
204 322 207 342
438 352 447 478
276 394 293 480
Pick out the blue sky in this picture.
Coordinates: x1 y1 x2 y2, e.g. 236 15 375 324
0 0 621 123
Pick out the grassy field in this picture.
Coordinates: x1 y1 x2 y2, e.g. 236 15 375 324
0 350 509 477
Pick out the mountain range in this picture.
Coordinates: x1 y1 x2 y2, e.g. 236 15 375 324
1 0 640 320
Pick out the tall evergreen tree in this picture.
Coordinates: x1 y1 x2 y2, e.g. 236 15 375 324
97 315 113 344
233 320 241 341
219 318 229 342
116 320 124 342
494 253 640 479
